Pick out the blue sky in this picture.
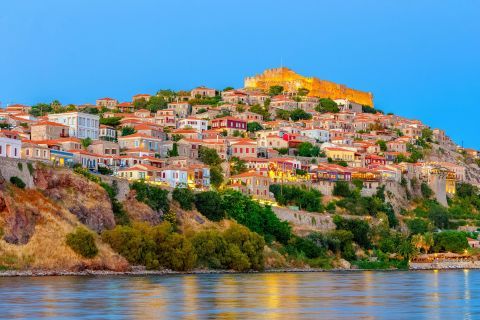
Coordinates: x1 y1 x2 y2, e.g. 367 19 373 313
1 0 479 148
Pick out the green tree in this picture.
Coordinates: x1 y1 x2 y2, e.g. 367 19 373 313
247 122 263 133
315 98 339 113
230 157 248 175
194 191 225 221
121 126 136 136
376 140 387 152
172 187 195 210
210 166 224 188
297 142 320 157
100 117 122 126
146 95 168 112
269 85 284 96
81 137 92 149
297 87 309 96
333 216 371 248
421 128 433 142
199 147 222 166
407 218 430 235
133 97 148 109
433 231 468 253
332 181 352 197
66 227 98 258
276 109 291 120
131 181 169 212
421 182 433 199
167 143 179 157
290 108 312 121
428 204 449 229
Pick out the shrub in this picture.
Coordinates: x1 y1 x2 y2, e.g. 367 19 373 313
17 163 23 171
333 215 371 248
27 162 34 175
433 231 468 253
421 182 433 199
407 218 430 235
172 187 195 210
97 166 113 175
131 181 169 212
332 181 352 197
66 227 99 258
194 191 225 221
10 176 26 189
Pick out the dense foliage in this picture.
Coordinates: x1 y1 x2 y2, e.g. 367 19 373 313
270 184 323 212
66 227 99 258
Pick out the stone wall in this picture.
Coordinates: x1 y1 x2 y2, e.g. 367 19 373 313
100 175 131 201
0 157 36 188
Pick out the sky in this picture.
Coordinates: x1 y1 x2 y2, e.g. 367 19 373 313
0 0 479 148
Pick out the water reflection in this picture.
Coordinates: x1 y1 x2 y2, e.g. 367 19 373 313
0 271 479 319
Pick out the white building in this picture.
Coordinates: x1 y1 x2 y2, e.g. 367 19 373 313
0 131 22 158
177 117 208 132
48 112 100 140
300 128 330 142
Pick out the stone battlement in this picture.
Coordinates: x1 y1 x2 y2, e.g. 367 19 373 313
245 67 374 106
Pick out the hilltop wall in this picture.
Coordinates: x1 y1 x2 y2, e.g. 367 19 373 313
245 67 374 106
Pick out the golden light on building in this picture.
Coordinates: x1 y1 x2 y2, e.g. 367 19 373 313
245 67 374 106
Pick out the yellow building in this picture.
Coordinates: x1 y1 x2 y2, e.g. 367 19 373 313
324 147 355 162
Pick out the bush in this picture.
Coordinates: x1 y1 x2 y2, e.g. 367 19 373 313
433 231 468 253
131 181 169 212
98 166 113 175
269 184 323 212
27 162 34 175
172 187 195 210
194 191 225 221
17 163 23 171
10 176 26 189
407 218 431 234
222 190 292 244
66 227 99 258
332 181 352 197
421 182 433 199
333 215 371 249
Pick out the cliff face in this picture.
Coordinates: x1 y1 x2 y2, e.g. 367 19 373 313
0 180 128 271
122 190 162 225
34 167 116 232
245 67 374 106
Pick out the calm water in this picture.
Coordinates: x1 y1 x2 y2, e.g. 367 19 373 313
0 270 478 319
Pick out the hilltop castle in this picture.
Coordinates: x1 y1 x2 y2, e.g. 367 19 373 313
244 67 374 106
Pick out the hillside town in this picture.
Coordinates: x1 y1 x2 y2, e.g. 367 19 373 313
0 67 478 208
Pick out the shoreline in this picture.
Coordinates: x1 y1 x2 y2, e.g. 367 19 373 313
1 265 479 277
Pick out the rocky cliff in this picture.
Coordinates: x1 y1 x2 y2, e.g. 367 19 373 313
0 167 128 271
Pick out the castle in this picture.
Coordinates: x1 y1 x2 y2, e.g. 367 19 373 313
244 67 374 106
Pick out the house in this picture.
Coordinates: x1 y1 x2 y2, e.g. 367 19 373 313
155 109 176 127
88 140 120 156
69 150 99 170
191 86 216 98
118 134 164 153
230 139 258 159
324 147 355 162
177 138 203 159
334 99 363 113
5 104 32 113
229 171 271 200
210 116 247 134
117 164 162 181
365 154 387 167
47 112 100 140
177 117 208 132
167 102 191 118
96 97 118 109
21 140 51 162
117 102 135 113
132 94 151 102
134 109 151 118
99 125 116 141
233 111 263 123
270 95 298 111
171 128 202 140
387 139 407 153
300 128 330 143
0 130 22 158
30 121 69 141
134 124 165 140
467 238 480 248
158 164 210 189
222 90 248 104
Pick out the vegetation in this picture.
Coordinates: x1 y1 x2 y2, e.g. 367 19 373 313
121 126 136 136
247 122 263 133
194 191 226 221
230 157 248 175
270 184 323 212
268 85 284 96
66 227 99 258
10 176 26 189
100 117 121 127
290 108 312 121
199 147 223 188
297 142 320 157
315 98 339 113
131 181 169 212
172 187 195 210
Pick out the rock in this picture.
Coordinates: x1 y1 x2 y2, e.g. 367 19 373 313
335 258 351 269
34 167 115 232
122 190 161 225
